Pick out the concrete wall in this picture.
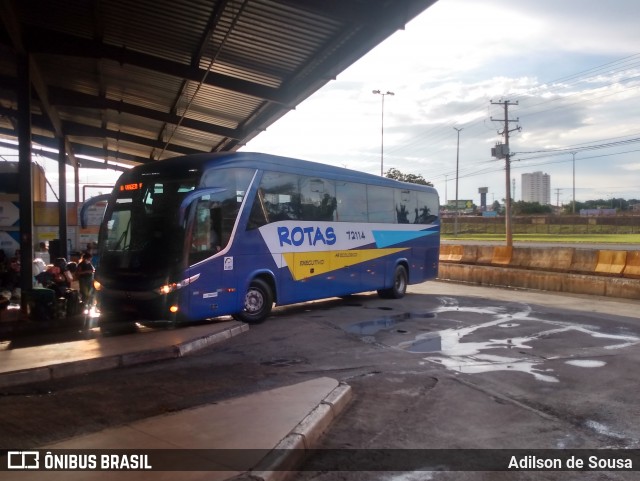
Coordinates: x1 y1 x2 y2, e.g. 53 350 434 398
438 245 640 300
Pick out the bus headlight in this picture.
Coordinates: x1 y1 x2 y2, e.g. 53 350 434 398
157 274 200 295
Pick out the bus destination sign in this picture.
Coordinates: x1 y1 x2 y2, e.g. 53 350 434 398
120 183 143 192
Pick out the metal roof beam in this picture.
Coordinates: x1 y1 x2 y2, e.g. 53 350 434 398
25 27 286 105
191 0 231 67
0 1 78 166
70 143 147 166
277 0 389 22
62 122 202 157
0 127 135 169
48 87 241 140
2 102 227 156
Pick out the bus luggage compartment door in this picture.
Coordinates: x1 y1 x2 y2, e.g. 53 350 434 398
187 259 237 320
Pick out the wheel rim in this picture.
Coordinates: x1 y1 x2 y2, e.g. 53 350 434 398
245 288 264 314
396 270 406 293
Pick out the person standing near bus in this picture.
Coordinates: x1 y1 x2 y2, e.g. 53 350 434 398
76 252 95 305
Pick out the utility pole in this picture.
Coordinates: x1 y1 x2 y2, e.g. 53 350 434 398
491 100 521 247
555 188 562 207
454 127 463 236
571 151 576 214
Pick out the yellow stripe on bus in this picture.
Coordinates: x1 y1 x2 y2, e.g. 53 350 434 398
283 248 408 281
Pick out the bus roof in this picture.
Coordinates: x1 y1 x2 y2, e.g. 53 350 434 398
125 152 438 194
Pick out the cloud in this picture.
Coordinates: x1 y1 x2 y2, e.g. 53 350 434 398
513 0 640 54
244 0 640 203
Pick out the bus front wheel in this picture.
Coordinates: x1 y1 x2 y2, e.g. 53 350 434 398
234 278 273 324
378 265 408 299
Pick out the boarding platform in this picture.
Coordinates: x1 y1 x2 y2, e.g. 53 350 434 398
0 320 352 481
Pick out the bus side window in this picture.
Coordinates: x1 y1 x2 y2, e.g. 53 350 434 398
395 189 416 224
188 198 224 264
336 182 366 222
247 172 301 228
210 206 223 251
300 177 336 221
367 185 395 223
416 192 438 224
247 188 269 229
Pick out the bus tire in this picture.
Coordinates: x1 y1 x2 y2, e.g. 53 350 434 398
378 264 408 299
234 278 273 324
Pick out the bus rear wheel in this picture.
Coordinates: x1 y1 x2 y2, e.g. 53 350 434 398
233 278 273 324
378 264 408 299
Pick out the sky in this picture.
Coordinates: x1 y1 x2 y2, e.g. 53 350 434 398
6 0 640 207
241 0 640 207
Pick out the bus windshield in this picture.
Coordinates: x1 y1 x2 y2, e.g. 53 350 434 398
99 176 198 283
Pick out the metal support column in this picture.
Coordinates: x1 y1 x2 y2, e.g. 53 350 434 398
17 54 34 292
58 137 68 259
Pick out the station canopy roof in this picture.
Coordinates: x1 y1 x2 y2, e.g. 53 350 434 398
0 0 436 172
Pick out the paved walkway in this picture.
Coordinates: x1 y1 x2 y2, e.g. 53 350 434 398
0 321 352 481
0 321 248 388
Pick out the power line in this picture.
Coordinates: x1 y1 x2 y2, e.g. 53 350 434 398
385 53 640 162
515 136 640 156
428 146 640 186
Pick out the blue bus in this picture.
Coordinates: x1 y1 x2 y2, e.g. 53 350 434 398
94 152 440 330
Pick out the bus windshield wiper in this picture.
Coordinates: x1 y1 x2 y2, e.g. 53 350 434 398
113 218 132 251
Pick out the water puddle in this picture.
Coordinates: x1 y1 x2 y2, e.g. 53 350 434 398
416 301 640 382
584 420 629 440
345 316 407 336
345 311 437 337
411 312 437 319
565 359 607 368
435 353 559 383
346 297 640 383
404 334 441 353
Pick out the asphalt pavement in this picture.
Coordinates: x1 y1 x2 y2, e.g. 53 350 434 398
2 280 640 480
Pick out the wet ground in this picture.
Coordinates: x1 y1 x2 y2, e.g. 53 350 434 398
341 297 640 383
2 281 640 480
290 283 640 480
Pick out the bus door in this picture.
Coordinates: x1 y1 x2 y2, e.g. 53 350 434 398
182 189 238 320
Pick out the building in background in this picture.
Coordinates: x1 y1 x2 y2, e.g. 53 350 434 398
521 171 551 205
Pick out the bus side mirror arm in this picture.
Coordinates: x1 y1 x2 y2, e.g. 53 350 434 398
80 194 111 228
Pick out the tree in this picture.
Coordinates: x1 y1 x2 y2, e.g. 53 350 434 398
385 168 433 186
561 197 636 214
512 201 552 215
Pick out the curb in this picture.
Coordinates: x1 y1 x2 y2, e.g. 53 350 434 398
0 323 249 389
234 382 353 481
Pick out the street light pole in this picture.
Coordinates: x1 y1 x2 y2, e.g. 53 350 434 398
372 90 394 176
454 127 463 236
